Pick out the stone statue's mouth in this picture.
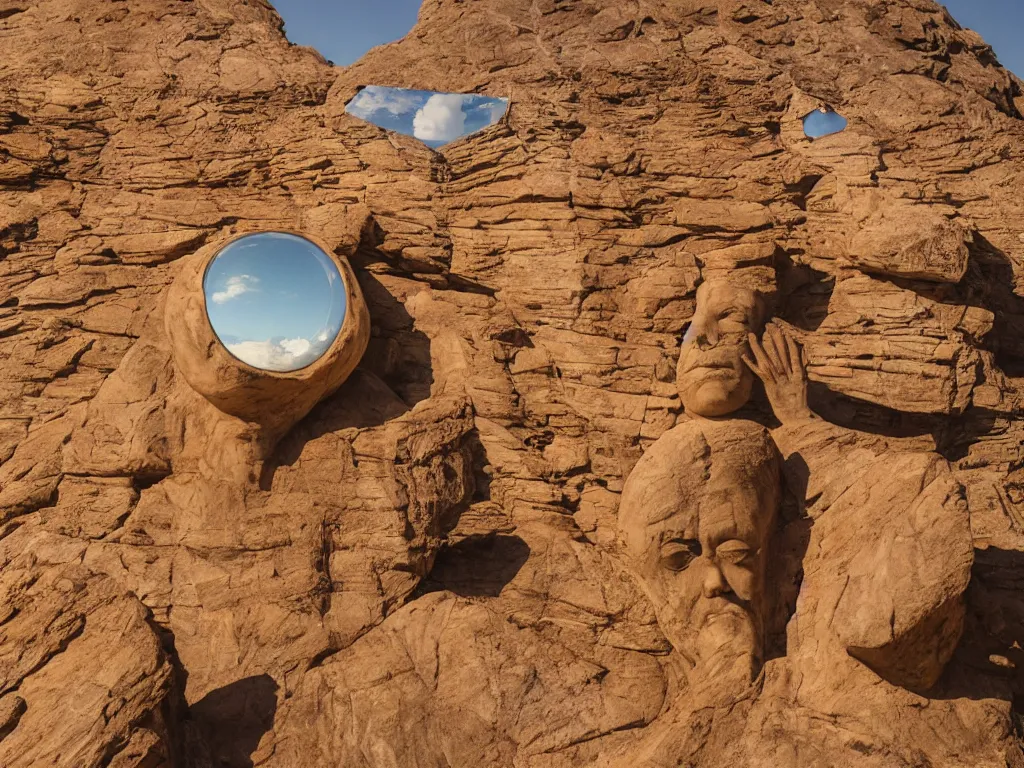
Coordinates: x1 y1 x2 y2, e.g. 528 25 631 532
682 353 738 374
685 362 736 376
696 594 753 629
703 609 747 626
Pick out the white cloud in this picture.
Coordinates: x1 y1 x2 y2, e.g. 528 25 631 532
211 274 258 305
279 337 312 359
346 86 422 119
226 335 332 372
413 93 468 143
486 99 508 123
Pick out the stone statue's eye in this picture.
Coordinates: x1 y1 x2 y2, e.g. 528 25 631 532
661 539 702 571
716 540 754 565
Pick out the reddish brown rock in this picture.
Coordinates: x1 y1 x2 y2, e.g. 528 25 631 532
1 0 1024 766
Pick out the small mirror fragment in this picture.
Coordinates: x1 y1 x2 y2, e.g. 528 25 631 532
345 86 509 147
203 233 347 372
802 108 848 139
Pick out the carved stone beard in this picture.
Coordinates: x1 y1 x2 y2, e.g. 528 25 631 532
681 594 763 700
651 555 766 702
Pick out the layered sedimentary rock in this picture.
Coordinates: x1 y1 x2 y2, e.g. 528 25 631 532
1 0 1024 765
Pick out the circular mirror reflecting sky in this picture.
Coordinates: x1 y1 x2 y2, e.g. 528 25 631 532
203 233 347 372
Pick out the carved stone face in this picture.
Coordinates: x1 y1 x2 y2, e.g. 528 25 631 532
676 281 767 418
619 421 779 693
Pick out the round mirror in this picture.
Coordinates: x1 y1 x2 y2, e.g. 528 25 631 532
203 232 347 372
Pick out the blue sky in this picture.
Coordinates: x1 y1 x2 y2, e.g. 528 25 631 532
270 0 422 67
268 0 1021 77
204 233 346 372
804 110 849 139
943 0 1023 78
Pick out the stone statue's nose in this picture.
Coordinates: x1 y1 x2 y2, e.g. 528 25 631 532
695 321 719 350
702 561 730 598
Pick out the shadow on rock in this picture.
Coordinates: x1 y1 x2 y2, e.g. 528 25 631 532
964 234 1024 377
776 250 835 332
356 271 434 410
258 270 438 489
806 381 942 440
928 547 1024 710
186 674 278 768
417 534 531 598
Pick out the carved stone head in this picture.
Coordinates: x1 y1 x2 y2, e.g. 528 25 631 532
618 420 780 693
676 280 767 418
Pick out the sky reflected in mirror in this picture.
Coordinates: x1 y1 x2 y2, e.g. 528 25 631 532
204 233 346 372
803 108 848 139
346 86 508 147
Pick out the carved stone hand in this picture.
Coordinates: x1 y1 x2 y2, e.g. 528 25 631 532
741 322 817 426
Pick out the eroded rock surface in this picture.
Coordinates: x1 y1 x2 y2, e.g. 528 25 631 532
2 0 1024 765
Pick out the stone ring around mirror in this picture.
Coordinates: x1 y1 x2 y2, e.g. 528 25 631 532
166 229 370 429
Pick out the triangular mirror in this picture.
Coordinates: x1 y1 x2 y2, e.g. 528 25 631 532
346 86 509 148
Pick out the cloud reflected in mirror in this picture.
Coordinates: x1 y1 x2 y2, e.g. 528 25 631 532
203 233 347 372
346 86 508 147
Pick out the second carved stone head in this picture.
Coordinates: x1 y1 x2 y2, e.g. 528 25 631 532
618 419 781 698
676 280 768 418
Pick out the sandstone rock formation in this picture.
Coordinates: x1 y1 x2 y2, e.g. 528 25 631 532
1 0 1024 765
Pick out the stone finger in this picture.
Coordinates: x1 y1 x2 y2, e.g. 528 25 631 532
767 323 790 375
786 332 804 377
747 333 775 381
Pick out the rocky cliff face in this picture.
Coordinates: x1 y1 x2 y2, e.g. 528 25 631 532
1 0 1024 766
